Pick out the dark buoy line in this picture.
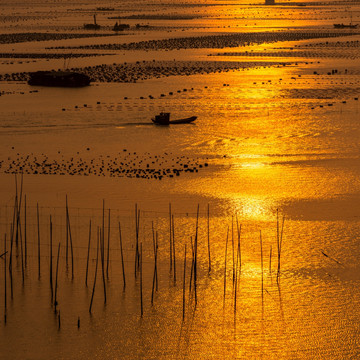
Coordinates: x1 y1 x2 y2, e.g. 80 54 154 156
1 151 210 180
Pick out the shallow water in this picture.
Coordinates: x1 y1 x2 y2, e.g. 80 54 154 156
1 0 360 358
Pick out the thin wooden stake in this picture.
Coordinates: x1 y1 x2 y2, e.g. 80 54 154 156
66 201 74 280
172 214 176 283
207 203 211 274
236 214 241 272
140 242 143 318
66 196 69 266
155 232 158 291
54 242 61 310
119 222 126 290
9 197 16 272
151 224 157 305
89 232 100 313
260 231 264 304
277 211 285 281
4 234 7 323
37 203 40 280
99 228 107 304
183 243 186 321
18 215 24 284
106 208 110 279
194 204 199 306
134 204 140 276
85 220 91 287
169 203 172 272
231 216 235 286
50 215 53 300
24 195 27 267
189 236 194 294
223 227 229 308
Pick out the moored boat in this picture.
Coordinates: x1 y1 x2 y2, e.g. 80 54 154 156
151 112 197 125
113 22 130 31
84 15 101 30
333 23 358 29
28 71 91 87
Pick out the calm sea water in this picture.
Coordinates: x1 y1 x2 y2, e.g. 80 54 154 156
0 0 360 358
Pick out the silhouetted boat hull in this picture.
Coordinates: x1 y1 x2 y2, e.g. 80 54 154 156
152 112 197 125
84 15 101 30
333 23 358 29
113 22 130 31
28 71 91 87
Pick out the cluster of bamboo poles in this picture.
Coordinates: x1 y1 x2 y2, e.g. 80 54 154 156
1 176 285 327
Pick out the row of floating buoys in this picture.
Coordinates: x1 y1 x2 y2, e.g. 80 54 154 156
0 60 302 84
1 150 209 180
310 97 358 110
0 32 119 45
53 31 357 52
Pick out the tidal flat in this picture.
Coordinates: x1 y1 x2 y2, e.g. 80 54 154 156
0 0 360 359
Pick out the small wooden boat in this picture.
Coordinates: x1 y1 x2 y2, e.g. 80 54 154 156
151 112 197 125
28 71 91 87
84 15 101 30
333 23 358 29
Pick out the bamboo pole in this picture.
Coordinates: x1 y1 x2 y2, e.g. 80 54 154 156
4 234 6 323
277 210 285 281
14 175 18 247
85 220 91 287
119 222 126 290
54 242 61 310
194 204 199 306
15 176 20 246
234 223 241 317
155 232 158 292
276 209 279 276
19 216 24 284
140 242 143 318
207 203 211 274
169 203 172 273
183 243 186 321
24 195 27 267
231 216 235 286
134 204 140 276
151 224 157 305
100 228 106 304
66 200 74 280
236 215 241 272
172 215 176 283
66 196 69 266
260 231 264 305
37 203 40 280
89 231 100 313
106 208 110 279
189 236 194 294
50 215 53 300
102 200 105 259
9 197 16 272
223 227 229 308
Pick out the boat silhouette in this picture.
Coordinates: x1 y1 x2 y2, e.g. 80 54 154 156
151 112 197 125
28 71 91 87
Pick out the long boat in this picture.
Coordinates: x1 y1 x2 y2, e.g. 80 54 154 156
151 112 197 125
333 23 358 29
28 71 91 87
